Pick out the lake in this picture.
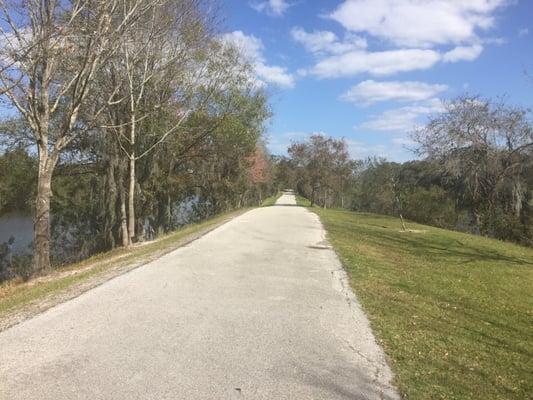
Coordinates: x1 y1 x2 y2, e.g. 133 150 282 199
0 197 204 258
0 214 33 255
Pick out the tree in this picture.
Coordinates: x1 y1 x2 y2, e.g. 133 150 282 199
99 7 259 244
288 134 351 207
272 155 297 192
414 96 533 241
99 0 205 245
180 87 270 214
0 1 274 279
0 0 152 272
248 145 271 204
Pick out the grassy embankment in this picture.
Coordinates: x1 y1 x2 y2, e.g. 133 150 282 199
296 197 533 400
261 191 282 206
0 209 248 322
295 194 312 207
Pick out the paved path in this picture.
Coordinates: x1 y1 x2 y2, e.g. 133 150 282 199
0 193 398 400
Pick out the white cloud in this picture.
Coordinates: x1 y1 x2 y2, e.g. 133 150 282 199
221 31 295 88
329 0 510 48
359 98 444 132
341 80 448 105
222 31 263 61
255 64 295 88
519 28 529 37
443 44 484 62
300 44 484 79
290 1 510 80
346 139 415 161
251 0 291 16
290 27 367 55
309 48 441 78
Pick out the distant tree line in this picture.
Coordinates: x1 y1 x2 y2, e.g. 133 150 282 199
0 0 275 279
276 96 533 246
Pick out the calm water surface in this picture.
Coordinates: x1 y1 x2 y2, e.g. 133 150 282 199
0 214 33 255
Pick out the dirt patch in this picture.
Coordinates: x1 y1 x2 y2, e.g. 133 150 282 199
399 229 427 234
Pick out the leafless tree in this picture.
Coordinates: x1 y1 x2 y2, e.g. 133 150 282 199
0 0 154 272
413 95 533 231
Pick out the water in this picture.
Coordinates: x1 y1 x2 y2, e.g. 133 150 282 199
172 195 204 226
0 214 33 255
0 197 206 258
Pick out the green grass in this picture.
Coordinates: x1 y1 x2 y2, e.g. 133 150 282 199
0 209 247 319
295 194 312 207
261 191 282 207
309 206 533 400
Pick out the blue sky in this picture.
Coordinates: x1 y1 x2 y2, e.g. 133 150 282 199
221 0 533 161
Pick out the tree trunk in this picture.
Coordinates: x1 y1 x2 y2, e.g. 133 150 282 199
399 213 407 231
103 153 117 249
128 154 135 245
33 155 56 273
469 208 481 235
118 163 130 248
512 181 523 218
127 110 136 245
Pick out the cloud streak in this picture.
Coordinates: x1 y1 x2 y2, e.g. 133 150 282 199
290 27 367 55
251 0 291 17
443 45 484 62
358 99 445 132
309 48 442 78
341 80 448 105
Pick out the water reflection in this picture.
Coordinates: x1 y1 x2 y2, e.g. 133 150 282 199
0 214 33 255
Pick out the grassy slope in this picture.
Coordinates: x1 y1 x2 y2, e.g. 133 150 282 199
295 194 311 207
0 209 247 320
261 191 282 207
309 206 532 399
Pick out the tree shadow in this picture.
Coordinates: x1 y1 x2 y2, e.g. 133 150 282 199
284 358 398 400
352 227 533 266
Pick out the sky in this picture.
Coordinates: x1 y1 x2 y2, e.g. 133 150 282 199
221 0 533 161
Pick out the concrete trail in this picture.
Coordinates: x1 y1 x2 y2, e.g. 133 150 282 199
0 193 399 400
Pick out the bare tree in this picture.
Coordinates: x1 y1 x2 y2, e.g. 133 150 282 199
414 95 533 233
0 0 151 272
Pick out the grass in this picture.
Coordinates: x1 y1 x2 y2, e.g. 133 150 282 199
308 206 533 400
295 194 312 207
0 209 247 321
261 191 282 207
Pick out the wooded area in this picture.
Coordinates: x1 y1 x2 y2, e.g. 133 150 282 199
0 0 275 280
0 1 532 283
277 96 533 247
